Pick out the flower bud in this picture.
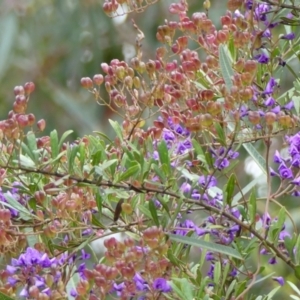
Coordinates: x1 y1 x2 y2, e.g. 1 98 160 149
93 74 104 85
37 119 46 131
24 82 35 94
27 113 36 126
14 85 25 96
248 111 260 125
80 77 93 89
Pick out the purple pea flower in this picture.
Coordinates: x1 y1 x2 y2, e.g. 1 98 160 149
199 175 217 188
278 163 293 179
264 77 277 95
254 53 269 64
153 278 172 292
283 100 294 110
273 276 285 286
281 32 295 40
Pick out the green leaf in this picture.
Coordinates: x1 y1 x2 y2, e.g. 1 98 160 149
266 286 281 300
242 143 267 175
157 140 171 176
68 144 79 173
224 173 236 206
26 131 38 163
148 200 160 226
91 214 106 229
95 192 103 214
214 122 226 146
79 142 85 171
4 193 37 221
167 234 243 260
66 266 80 300
117 163 140 182
109 119 123 141
232 176 263 204
249 190 257 224
58 130 73 153
170 278 194 300
0 292 15 300
50 130 59 159
219 44 234 91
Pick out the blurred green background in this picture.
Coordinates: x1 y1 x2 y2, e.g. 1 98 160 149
1 0 298 298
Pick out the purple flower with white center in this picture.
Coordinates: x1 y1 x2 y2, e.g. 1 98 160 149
177 139 192 154
274 150 282 163
268 257 277 264
214 157 230 170
134 273 149 291
270 167 279 177
162 129 175 141
273 276 284 286
264 77 277 95
254 4 270 21
153 278 172 293
283 100 294 110
206 252 214 261
271 105 281 114
264 97 275 106
278 163 293 179
262 29 271 38
254 53 269 64
281 32 295 40
291 177 300 185
199 175 217 188
180 182 191 194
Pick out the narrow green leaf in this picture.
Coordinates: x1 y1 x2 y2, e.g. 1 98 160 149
213 261 221 285
288 280 300 296
224 173 236 206
94 131 113 143
117 164 140 182
149 200 160 226
0 292 15 300
26 131 38 163
95 193 103 214
50 130 59 159
79 142 85 171
232 176 263 204
295 265 300 280
249 190 257 224
168 234 243 260
109 119 123 141
241 143 267 174
66 270 80 300
219 44 234 91
68 144 79 173
4 193 36 221
58 130 73 153
91 214 106 229
214 122 226 146
266 286 281 300
171 278 194 300
157 140 171 176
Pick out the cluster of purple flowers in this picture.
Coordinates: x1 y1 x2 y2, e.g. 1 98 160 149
112 273 171 299
0 182 29 218
271 132 300 196
242 2 295 65
6 247 91 299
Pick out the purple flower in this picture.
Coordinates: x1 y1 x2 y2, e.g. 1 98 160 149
271 106 281 114
153 278 172 293
214 158 230 170
134 273 149 291
177 139 192 154
264 97 275 106
254 4 270 21
162 129 175 141
291 177 300 185
268 257 277 264
198 175 217 188
283 100 294 110
274 150 282 163
180 182 191 194
278 163 293 179
273 276 284 286
254 53 269 64
281 32 295 40
264 77 277 95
